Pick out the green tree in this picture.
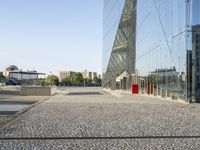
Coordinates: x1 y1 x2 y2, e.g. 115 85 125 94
70 73 84 85
62 76 71 86
85 78 92 84
46 75 59 86
41 79 48 86
93 76 101 85
76 73 84 83
70 75 77 85
0 74 6 80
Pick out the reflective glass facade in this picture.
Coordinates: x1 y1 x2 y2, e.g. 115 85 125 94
103 0 125 74
103 0 200 102
103 0 136 90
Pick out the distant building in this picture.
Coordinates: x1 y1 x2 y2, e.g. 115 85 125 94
3 65 45 80
81 70 92 79
92 72 97 79
3 65 19 77
59 70 100 81
59 71 76 81
151 67 178 77
98 74 102 79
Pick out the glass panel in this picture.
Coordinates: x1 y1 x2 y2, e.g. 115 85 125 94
103 0 125 76
136 0 188 101
103 0 200 102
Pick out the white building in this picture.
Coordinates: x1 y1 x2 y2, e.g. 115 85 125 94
92 72 97 79
59 71 77 81
3 65 45 80
81 70 92 79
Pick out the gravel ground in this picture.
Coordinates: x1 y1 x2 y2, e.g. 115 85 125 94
1 87 200 149
0 116 17 128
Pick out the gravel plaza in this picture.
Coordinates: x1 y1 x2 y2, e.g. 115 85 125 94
1 87 200 149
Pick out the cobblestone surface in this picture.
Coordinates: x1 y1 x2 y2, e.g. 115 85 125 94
0 116 16 128
1 87 200 149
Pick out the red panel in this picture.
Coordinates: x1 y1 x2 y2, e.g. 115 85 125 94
132 84 139 94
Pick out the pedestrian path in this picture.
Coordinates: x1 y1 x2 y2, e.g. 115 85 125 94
1 87 200 149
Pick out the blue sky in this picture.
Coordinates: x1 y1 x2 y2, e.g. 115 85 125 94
0 0 103 75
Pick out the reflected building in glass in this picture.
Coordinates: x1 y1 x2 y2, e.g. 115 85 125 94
103 0 200 102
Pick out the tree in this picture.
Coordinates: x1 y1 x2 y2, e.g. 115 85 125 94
0 74 6 80
75 73 84 83
46 75 59 86
93 76 101 85
62 76 71 86
70 75 76 85
85 78 92 84
41 79 47 86
69 73 84 86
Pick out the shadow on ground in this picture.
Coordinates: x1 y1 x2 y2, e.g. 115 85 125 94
67 92 103 96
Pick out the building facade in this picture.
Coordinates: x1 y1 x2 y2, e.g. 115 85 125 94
92 72 97 79
59 70 98 81
82 70 92 79
103 0 200 102
3 65 44 81
81 70 97 79
98 74 102 79
59 71 76 81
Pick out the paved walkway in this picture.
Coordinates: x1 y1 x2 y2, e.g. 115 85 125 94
1 87 200 149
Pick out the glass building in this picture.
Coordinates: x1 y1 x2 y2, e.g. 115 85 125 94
103 0 200 102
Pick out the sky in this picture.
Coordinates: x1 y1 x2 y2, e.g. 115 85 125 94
0 0 103 75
